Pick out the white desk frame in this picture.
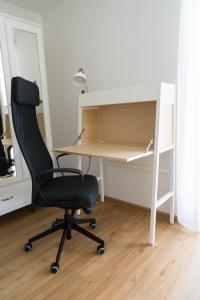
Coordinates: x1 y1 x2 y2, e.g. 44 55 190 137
53 83 176 246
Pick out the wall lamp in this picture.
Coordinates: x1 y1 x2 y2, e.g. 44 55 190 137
72 68 88 94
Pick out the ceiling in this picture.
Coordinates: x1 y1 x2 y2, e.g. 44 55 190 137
3 0 61 14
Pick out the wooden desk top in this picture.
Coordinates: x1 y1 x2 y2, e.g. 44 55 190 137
52 142 153 162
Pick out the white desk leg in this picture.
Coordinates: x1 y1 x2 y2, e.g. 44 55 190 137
170 198 174 224
99 158 104 202
76 155 82 216
170 149 175 224
149 203 157 246
149 151 160 246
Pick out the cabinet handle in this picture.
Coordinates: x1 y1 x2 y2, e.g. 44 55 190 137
1 196 14 202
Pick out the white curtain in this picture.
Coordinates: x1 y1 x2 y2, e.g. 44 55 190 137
177 0 200 230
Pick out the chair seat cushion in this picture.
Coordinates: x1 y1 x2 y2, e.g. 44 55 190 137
37 174 98 210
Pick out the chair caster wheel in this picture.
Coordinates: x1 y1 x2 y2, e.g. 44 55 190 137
24 242 32 252
52 221 58 228
50 262 59 274
52 219 63 228
89 223 96 230
97 245 105 255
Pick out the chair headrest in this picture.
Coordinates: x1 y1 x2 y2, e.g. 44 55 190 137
12 77 40 107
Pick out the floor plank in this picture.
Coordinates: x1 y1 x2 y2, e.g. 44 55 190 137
0 198 200 300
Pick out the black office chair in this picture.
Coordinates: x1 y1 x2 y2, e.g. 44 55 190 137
11 77 105 273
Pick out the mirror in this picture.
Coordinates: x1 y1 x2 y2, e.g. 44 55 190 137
13 28 46 141
0 49 16 181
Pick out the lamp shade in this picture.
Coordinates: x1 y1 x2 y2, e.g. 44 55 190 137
72 68 87 87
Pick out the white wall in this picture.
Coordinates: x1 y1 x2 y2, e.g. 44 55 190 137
43 0 181 212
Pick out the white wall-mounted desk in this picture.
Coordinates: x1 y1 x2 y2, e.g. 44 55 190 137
53 83 176 246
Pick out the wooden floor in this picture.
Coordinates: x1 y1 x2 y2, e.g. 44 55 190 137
1 198 200 300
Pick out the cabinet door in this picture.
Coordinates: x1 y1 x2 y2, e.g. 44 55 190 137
0 16 23 187
5 18 52 179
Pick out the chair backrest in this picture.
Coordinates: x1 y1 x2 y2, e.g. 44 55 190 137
11 77 53 186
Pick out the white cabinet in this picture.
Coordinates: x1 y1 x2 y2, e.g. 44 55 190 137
0 15 52 215
0 181 32 215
